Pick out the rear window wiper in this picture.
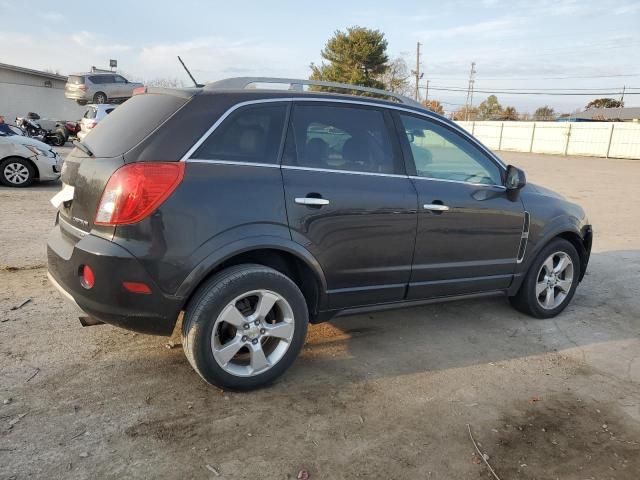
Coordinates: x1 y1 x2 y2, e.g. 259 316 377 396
73 140 94 157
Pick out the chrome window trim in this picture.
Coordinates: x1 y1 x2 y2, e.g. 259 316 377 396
181 96 508 176
409 175 506 190
186 159 280 168
283 165 408 179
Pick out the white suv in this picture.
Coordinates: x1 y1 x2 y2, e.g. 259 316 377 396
77 104 116 142
0 131 62 187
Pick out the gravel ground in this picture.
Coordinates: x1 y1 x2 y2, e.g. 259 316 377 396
1 149 639 479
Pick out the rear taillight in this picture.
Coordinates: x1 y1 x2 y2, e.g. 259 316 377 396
78 85 87 91
95 162 184 226
133 87 147 96
86 120 97 129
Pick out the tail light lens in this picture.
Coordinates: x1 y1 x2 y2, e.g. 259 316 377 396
133 86 147 96
81 265 95 289
86 120 97 129
95 162 184 226
78 85 87 91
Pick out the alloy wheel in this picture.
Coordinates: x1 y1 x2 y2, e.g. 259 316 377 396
535 251 574 310
4 162 30 185
211 289 295 377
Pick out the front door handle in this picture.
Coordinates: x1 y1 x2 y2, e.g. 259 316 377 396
295 197 330 206
423 203 449 212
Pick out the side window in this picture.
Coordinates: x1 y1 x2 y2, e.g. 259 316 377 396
399 114 501 185
284 104 401 175
84 108 97 119
192 103 287 164
92 75 114 84
114 75 127 83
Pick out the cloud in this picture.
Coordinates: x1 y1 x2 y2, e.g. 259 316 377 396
613 2 640 15
0 30 301 82
414 17 518 40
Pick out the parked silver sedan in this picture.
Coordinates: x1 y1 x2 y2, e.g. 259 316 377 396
65 73 143 105
0 131 62 187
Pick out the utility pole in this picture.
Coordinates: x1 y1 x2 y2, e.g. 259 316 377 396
425 80 430 102
464 62 476 121
414 42 421 101
620 85 626 104
412 42 423 102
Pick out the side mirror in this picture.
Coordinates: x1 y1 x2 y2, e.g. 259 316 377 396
505 165 526 190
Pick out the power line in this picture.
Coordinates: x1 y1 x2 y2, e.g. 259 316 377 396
422 86 639 96
425 73 640 81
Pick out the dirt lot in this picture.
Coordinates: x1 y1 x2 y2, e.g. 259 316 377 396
1 150 639 479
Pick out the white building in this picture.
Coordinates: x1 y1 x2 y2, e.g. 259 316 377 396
0 62 85 123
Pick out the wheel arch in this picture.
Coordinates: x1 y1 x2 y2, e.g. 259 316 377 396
509 223 591 295
177 239 328 322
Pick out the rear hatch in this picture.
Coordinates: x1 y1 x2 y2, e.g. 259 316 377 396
65 75 86 97
57 92 192 237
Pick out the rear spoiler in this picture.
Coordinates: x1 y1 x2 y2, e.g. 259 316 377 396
133 86 201 99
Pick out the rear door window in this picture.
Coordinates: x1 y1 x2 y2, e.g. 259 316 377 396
84 107 97 119
283 104 402 175
89 75 113 84
192 103 287 164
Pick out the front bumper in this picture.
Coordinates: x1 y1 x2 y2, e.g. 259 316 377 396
47 222 183 335
32 153 62 181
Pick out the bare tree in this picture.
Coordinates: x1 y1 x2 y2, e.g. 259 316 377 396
145 77 187 88
381 58 412 96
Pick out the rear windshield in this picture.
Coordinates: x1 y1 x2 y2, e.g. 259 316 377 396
67 75 85 85
82 93 189 157
84 107 97 119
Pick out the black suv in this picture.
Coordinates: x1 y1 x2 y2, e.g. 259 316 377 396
47 77 592 390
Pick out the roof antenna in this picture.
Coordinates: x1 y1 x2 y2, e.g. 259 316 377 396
177 56 203 88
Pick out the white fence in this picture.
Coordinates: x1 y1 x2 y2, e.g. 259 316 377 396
456 121 640 160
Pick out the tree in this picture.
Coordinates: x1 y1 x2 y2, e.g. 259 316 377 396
477 95 503 120
310 26 389 90
585 98 624 109
421 99 444 115
500 106 519 121
452 106 478 121
381 57 411 96
534 106 555 121
145 77 186 88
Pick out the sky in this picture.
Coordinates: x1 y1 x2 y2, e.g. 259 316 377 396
1 0 639 114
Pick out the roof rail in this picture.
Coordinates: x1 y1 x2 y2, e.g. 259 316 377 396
205 77 423 108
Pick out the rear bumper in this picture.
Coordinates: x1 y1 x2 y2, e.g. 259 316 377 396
47 223 183 335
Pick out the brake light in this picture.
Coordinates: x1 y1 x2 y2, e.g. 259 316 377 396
78 85 87 91
95 162 184 225
133 86 147 96
86 120 97 129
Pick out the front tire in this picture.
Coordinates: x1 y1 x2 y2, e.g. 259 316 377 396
509 238 580 318
182 265 308 391
1 157 35 187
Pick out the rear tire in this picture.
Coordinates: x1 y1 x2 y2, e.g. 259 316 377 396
182 264 308 391
509 238 580 318
93 92 107 104
1 157 35 187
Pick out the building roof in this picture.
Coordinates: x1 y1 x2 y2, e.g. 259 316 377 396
575 107 640 121
0 62 68 81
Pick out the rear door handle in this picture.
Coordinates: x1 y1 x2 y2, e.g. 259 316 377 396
423 203 449 212
295 197 330 206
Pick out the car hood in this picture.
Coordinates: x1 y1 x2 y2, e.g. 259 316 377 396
2 134 52 150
